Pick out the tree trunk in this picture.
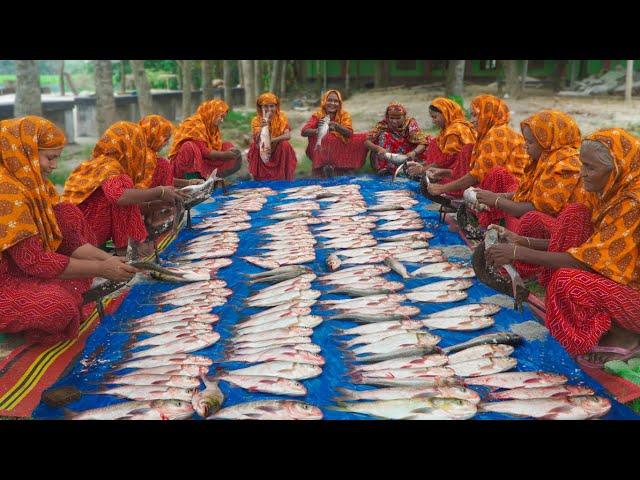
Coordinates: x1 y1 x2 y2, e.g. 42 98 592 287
14 60 43 117
93 60 116 136
254 60 261 99
270 60 282 96
202 60 214 101
323 60 328 92
552 60 568 92
181 60 192 119
503 60 521 99
280 60 287 97
119 60 127 94
238 61 244 89
445 60 465 98
241 60 255 108
521 60 528 91
175 60 182 90
345 60 350 97
223 60 233 106
58 60 65 97
131 60 153 117
374 60 389 88
625 60 634 106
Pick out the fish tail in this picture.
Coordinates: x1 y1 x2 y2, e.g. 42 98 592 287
122 336 139 351
334 387 356 401
325 401 349 412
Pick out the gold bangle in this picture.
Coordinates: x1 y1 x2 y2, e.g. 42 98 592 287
160 187 165 200
513 244 518 260
494 196 500 208
526 237 531 248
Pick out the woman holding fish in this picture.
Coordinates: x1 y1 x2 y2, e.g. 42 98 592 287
364 102 429 176
406 98 476 196
427 95 529 204
168 99 243 180
62 121 188 254
301 89 368 177
0 117 139 344
247 92 298 181
485 128 640 367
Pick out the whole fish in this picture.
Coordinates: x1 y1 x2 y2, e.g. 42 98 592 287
245 289 321 308
246 265 313 280
211 400 323 420
101 373 200 389
217 374 307 396
381 231 434 242
238 310 313 329
226 336 313 352
486 385 595 401
329 283 404 297
154 280 228 300
329 307 421 323
201 222 251 232
224 361 321 381
275 201 320 211
465 372 568 390
441 332 523 354
479 396 611 420
129 331 217 349
234 315 322 334
334 385 480 404
447 344 514 364
356 366 455 380
315 115 330 149
323 275 388 288
384 256 410 279
243 254 316 270
411 262 476 279
448 357 517 377
343 328 422 348
246 300 315 319
125 321 212 336
68 399 194 421
94 385 197 402
120 364 209 377
349 354 449 372
405 291 468 303
129 312 218 327
156 293 228 308
259 111 271 162
231 327 314 345
376 222 425 232
225 347 325 366
320 293 406 308
426 303 501 318
245 280 312 302
111 354 213 371
186 258 232 271
192 376 225 418
421 316 495 331
230 342 321 357
329 397 477 420
127 333 221 359
353 333 441 357
336 320 423 337
319 265 391 281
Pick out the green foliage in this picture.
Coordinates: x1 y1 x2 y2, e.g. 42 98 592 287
0 75 60 87
447 95 464 109
224 110 253 129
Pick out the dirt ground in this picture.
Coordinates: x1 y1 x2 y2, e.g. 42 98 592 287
55 82 640 187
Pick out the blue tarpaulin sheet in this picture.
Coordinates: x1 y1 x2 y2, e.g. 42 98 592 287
34 176 639 420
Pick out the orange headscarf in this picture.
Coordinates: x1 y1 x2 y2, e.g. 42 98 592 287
250 92 289 138
512 110 583 215
312 89 352 142
468 95 529 182
0 116 66 257
139 115 174 153
62 122 156 205
430 98 476 154
168 99 229 158
568 129 640 288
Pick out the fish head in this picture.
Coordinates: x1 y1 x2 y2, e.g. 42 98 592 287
492 344 515 356
192 386 224 418
287 402 323 420
326 254 341 271
567 385 595 396
570 396 611 417
154 400 195 420
281 379 308 395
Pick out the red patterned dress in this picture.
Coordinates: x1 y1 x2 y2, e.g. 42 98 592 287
0 204 95 344
77 174 148 249
171 140 238 179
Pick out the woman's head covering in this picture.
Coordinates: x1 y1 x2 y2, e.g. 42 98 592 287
368 102 428 145
470 95 510 138
168 99 229 157
0 116 66 256
312 89 352 141
250 92 289 137
62 121 155 205
430 97 476 153
139 114 174 153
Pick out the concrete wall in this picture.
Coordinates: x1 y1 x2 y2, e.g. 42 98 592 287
0 96 76 143
74 87 245 138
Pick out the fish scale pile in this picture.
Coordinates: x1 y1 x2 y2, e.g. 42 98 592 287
67 182 612 421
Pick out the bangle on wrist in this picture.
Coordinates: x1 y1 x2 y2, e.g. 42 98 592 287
525 237 531 248
513 244 518 260
494 196 500 208
160 187 165 200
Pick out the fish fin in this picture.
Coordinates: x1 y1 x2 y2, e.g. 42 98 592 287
121 336 139 351
325 402 348 413
257 405 279 413
539 405 573 420
334 387 355 400
62 408 77 420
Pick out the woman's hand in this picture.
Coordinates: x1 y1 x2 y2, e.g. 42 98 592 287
425 166 450 181
427 183 448 196
101 256 139 282
188 178 205 186
405 161 425 177
485 243 518 268
487 224 522 245
328 121 339 131
260 117 268 127
376 147 388 158
475 189 499 209
155 186 189 203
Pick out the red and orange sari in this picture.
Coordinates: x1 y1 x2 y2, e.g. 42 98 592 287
140 114 175 188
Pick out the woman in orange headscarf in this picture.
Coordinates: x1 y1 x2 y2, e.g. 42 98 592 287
246 92 297 181
168 99 242 180
427 95 529 199
364 102 430 176
485 128 640 365
301 89 368 177
63 121 186 254
0 117 138 344
140 114 202 189
406 97 477 196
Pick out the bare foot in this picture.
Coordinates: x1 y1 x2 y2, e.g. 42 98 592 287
582 325 640 365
